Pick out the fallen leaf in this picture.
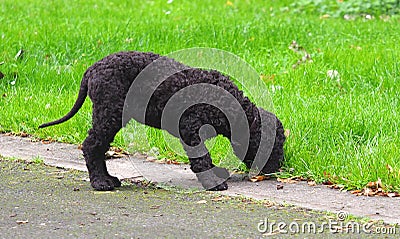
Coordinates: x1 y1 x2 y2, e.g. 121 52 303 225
277 177 298 184
166 159 180 165
105 150 127 159
16 220 29 225
155 158 166 164
289 40 313 69
377 178 383 188
320 14 330 19
225 0 233 6
211 196 224 202
322 180 333 185
276 184 284 190
105 151 115 157
386 164 394 173
93 191 114 194
260 74 275 83
263 200 275 207
350 45 362 51
41 140 52 144
387 192 400 198
366 178 382 189
250 175 266 182
365 187 376 196
284 129 290 138
196 200 207 204
327 184 344 190
15 49 24 60
146 156 156 162
350 190 362 195
307 181 316 186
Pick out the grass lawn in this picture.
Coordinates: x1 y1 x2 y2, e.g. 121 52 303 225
1 0 399 192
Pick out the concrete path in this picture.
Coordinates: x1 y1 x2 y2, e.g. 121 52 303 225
1 134 399 224
5 158 391 238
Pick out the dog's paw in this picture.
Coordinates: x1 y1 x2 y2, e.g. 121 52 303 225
91 175 121 191
196 167 229 191
207 181 228 191
109 175 122 187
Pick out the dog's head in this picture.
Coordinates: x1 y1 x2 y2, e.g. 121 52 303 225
247 107 286 174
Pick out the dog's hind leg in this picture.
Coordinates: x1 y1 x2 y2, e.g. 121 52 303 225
82 101 123 191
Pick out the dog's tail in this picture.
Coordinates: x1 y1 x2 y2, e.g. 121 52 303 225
39 77 88 129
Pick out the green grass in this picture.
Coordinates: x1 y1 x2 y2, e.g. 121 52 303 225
1 0 399 192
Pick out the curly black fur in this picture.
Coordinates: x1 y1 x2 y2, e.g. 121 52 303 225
39 51 286 191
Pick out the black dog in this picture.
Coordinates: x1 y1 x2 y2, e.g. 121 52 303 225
39 51 285 191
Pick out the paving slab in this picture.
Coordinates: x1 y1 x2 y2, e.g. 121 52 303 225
1 134 399 225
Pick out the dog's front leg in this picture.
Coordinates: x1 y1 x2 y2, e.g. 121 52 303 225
180 139 229 191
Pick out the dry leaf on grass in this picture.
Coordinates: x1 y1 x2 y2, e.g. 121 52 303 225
386 164 394 173
260 74 275 83
349 178 399 197
284 129 290 138
14 49 24 60
289 40 313 69
225 1 233 7
366 178 382 189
